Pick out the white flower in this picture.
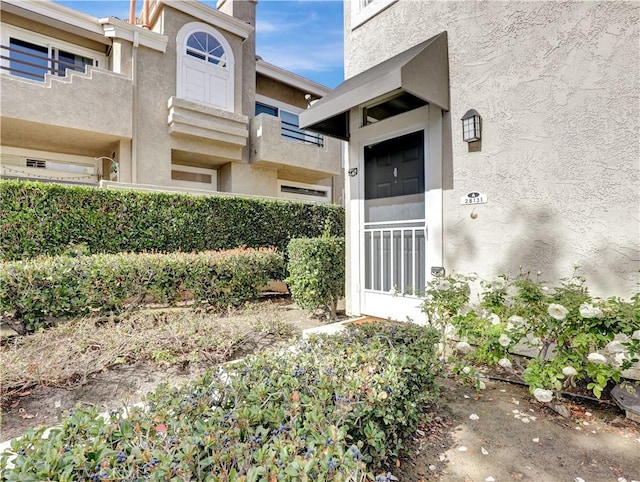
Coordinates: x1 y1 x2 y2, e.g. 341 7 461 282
498 334 512 347
456 341 472 354
498 358 512 369
533 388 553 403
505 322 516 332
487 313 501 325
562 366 578 377
508 315 525 326
548 303 569 320
632 330 640 341
462 366 472 374
438 279 451 290
579 303 603 319
587 352 607 364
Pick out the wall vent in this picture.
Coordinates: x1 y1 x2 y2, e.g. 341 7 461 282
26 159 47 169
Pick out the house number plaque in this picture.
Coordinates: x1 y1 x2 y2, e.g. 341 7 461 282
460 191 487 205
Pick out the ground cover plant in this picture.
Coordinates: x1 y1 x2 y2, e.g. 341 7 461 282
1 322 440 481
1 247 284 332
0 180 344 261
421 270 640 402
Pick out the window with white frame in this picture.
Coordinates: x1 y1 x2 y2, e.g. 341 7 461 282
176 23 234 111
255 97 324 147
1 25 101 82
350 0 398 29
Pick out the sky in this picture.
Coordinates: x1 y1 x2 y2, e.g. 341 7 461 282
54 0 345 88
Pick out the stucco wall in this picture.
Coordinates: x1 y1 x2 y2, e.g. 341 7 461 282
345 0 639 297
134 6 248 186
256 74 308 110
1 11 107 53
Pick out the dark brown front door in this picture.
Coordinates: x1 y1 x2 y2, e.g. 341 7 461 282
365 130 424 200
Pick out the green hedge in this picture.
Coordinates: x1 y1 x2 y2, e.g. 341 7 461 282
0 248 284 332
1 322 440 480
0 180 344 261
287 237 345 321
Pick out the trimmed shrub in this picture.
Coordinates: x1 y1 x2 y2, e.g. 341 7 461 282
0 322 440 480
287 237 345 321
0 248 284 332
0 180 344 261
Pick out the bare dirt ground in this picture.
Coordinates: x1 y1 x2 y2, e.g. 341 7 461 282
0 297 326 442
393 377 640 482
2 305 639 481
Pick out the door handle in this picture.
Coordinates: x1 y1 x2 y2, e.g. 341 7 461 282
393 167 398 178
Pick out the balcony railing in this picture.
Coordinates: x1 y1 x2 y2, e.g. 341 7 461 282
281 119 324 148
0 44 88 81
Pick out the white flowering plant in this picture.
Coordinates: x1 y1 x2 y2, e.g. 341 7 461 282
422 269 640 400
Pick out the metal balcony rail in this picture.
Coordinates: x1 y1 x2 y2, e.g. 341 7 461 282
0 44 87 81
280 120 324 148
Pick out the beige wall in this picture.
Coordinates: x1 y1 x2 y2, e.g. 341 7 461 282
133 6 249 186
256 74 308 110
0 11 107 53
1 1 343 204
345 1 639 297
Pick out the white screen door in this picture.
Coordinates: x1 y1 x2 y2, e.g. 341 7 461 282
362 130 427 320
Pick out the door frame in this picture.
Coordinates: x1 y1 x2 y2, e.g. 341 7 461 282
346 104 443 322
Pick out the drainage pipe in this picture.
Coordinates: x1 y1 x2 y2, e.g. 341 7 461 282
131 30 139 184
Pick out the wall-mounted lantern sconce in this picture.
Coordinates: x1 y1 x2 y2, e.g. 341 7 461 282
461 109 481 142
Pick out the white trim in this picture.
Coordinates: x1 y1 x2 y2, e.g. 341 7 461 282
99 17 168 53
2 0 105 37
347 104 441 319
255 94 304 115
256 59 329 97
350 0 399 30
150 0 253 40
0 23 107 75
176 22 235 111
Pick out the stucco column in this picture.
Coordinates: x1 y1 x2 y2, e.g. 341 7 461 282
218 162 278 197
114 139 132 183
217 0 257 163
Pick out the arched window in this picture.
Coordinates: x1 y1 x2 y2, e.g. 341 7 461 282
176 23 234 111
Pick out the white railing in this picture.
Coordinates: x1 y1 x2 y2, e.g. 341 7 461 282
364 220 426 296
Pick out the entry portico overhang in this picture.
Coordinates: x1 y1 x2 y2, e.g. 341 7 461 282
299 32 449 139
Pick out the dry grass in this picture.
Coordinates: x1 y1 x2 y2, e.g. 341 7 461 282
0 300 300 404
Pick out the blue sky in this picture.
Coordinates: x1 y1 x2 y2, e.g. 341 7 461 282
54 1 345 88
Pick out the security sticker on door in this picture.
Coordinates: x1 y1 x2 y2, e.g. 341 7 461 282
460 192 487 205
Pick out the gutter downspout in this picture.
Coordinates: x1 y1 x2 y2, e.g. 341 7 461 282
131 30 139 184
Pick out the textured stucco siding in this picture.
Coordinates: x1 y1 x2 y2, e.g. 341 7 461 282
256 74 309 110
134 7 248 186
346 1 639 297
0 68 132 138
